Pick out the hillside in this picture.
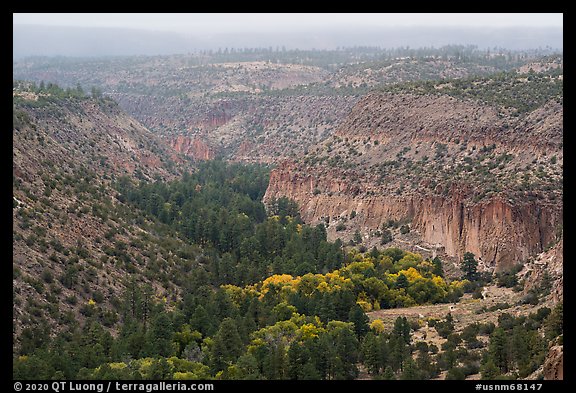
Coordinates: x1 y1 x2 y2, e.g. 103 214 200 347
13 84 198 350
264 68 563 274
12 48 553 163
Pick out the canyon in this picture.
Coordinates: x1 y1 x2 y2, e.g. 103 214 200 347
12 46 563 381
264 88 563 273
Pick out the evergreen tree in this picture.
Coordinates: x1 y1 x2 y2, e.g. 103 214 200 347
400 357 420 380
348 304 369 338
210 318 244 373
380 229 393 245
149 358 171 379
446 367 466 380
395 273 409 289
461 252 479 281
416 350 438 379
329 323 360 379
149 312 174 357
481 359 501 380
382 365 396 380
361 332 382 375
288 342 308 380
300 361 321 380
392 316 411 344
264 341 288 379
510 325 530 376
432 256 444 277
190 305 213 337
489 327 510 373
234 353 261 379
545 302 563 340
353 230 363 245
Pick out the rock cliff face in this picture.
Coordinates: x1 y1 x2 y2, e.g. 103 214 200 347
543 345 563 380
170 135 216 161
523 236 563 303
264 90 562 272
265 162 560 271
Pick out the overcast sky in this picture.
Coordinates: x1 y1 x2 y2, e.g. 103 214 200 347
13 13 563 34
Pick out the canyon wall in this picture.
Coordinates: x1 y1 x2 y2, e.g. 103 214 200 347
264 90 562 272
169 135 216 161
264 162 561 271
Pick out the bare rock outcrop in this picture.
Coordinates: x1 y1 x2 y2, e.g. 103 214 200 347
170 135 216 161
543 345 563 380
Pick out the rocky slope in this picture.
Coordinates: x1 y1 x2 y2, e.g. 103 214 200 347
13 92 183 181
14 51 549 164
264 72 563 273
13 88 198 349
112 93 358 162
543 345 563 380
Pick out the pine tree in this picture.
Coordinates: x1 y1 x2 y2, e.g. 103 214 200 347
461 252 479 281
400 357 420 380
481 359 500 380
392 316 411 344
190 305 213 336
432 256 444 277
329 323 359 379
545 302 563 340
149 358 171 379
446 367 465 380
353 230 363 245
235 353 261 379
511 325 530 376
210 318 244 373
288 342 307 379
382 365 396 380
300 361 321 380
416 350 438 379
265 341 288 379
150 312 174 357
361 332 382 375
348 304 369 337
489 327 510 373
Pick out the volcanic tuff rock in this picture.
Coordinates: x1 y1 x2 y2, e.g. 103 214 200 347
522 237 563 303
264 91 563 272
170 135 216 161
543 345 563 380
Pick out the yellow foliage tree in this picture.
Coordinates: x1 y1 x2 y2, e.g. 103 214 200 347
299 323 325 340
369 319 386 334
400 267 423 283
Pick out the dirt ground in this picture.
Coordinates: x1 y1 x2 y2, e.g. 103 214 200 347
365 284 554 380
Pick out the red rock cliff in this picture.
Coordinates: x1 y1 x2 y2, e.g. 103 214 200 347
170 135 216 161
264 161 561 271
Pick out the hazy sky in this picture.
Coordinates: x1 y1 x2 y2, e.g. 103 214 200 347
13 13 563 34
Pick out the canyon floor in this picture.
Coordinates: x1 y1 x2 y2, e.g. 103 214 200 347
359 284 554 380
